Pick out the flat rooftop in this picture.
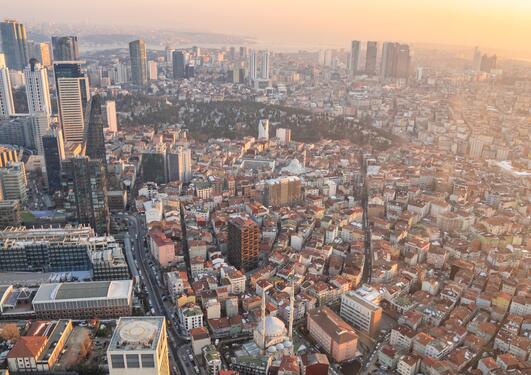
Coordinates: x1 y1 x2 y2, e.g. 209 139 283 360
33 280 133 303
108 317 164 351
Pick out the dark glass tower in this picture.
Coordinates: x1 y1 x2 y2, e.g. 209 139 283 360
365 41 377 75
51 36 80 61
0 20 29 70
83 94 106 165
129 39 148 86
172 50 186 79
61 156 109 235
42 129 64 193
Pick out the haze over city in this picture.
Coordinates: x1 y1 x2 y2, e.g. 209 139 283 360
4 0 531 59
0 2 529 375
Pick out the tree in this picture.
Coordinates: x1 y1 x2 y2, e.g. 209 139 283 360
0 323 20 342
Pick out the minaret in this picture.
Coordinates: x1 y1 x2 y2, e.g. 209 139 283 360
261 288 266 352
288 279 294 341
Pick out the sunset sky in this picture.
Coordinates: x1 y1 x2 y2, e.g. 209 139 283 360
4 0 531 57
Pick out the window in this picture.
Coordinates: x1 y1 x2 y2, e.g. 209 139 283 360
126 354 140 368
111 354 125 368
141 354 155 368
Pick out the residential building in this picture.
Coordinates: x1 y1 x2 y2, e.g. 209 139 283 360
0 161 27 203
228 217 260 272
105 100 118 133
0 200 21 228
0 54 15 118
24 58 52 116
263 176 302 208
179 303 204 332
203 345 222 375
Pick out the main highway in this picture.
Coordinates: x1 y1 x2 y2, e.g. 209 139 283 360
125 213 193 375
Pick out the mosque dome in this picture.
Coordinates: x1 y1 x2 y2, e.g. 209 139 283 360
258 316 287 338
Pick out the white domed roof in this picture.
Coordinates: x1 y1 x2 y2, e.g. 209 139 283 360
259 316 287 337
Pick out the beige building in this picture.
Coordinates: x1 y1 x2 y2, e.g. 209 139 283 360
307 306 358 362
107 317 169 375
340 285 383 336
263 176 302 208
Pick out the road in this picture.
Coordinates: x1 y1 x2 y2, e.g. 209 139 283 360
125 213 193 375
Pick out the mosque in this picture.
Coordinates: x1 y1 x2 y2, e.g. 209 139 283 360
251 286 294 359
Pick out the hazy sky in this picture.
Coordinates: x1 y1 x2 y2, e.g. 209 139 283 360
5 0 531 56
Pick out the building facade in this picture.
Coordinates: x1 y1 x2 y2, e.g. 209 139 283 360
228 217 260 272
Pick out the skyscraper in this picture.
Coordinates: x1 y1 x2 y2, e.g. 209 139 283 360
228 217 260 272
105 100 118 133
381 42 410 79
83 94 107 165
51 36 80 61
33 42 52 67
54 61 90 143
248 50 258 81
129 40 148 86
61 155 109 235
258 119 269 140
480 54 497 73
0 54 15 118
24 58 52 116
177 145 192 183
28 112 50 155
172 50 186 79
365 41 377 75
380 42 397 79
0 20 29 70
259 50 270 80
42 129 64 193
148 61 158 80
350 40 360 75
396 44 411 79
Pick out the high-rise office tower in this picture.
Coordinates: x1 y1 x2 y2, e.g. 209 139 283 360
172 50 186 79
0 162 27 203
28 112 50 155
166 144 191 183
472 47 481 71
249 50 258 81
148 61 158 80
54 61 90 143
0 20 29 70
165 46 175 65
61 155 109 235
33 42 52 67
380 42 397 78
381 42 410 79
129 39 148 86
83 94 107 165
104 100 118 133
228 217 260 271
0 54 15 118
42 129 64 193
259 50 270 80
24 58 52 116
51 36 80 61
258 119 269 140
177 145 192 183
480 54 497 73
239 46 247 60
141 144 168 184
396 44 411 79
365 41 377 75
350 40 360 75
